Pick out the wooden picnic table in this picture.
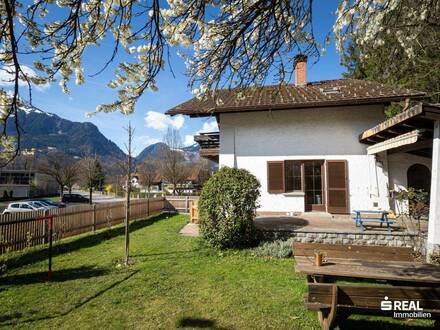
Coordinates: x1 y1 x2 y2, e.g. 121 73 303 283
295 256 440 285
293 243 440 329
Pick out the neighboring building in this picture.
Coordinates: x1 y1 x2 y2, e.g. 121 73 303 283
166 56 438 217
132 166 212 195
0 169 59 199
131 172 163 192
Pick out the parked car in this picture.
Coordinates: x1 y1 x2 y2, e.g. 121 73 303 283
29 200 58 210
2 202 46 214
38 199 66 208
61 194 90 204
30 199 66 209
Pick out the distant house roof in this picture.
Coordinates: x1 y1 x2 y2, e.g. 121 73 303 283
133 169 201 185
133 172 162 185
166 79 426 117
186 167 201 182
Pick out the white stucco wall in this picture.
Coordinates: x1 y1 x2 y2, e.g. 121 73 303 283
219 105 391 213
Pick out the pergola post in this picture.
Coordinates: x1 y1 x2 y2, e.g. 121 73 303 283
427 120 440 260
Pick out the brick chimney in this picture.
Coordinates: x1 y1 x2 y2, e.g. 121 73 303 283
294 54 308 86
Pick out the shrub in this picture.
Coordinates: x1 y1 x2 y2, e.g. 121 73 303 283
429 250 440 265
253 238 294 258
198 167 260 249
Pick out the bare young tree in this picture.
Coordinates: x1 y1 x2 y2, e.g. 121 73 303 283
64 163 79 195
137 156 158 196
196 158 212 188
38 152 78 198
159 127 189 196
78 155 105 204
122 121 135 266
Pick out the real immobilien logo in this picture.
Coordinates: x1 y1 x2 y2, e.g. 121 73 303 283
381 296 432 319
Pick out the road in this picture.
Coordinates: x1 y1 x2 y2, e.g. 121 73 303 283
71 191 125 204
0 192 125 212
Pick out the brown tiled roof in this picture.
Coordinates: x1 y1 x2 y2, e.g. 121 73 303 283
187 166 205 182
166 79 426 117
135 169 200 184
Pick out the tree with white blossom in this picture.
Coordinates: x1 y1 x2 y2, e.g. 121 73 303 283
1 0 438 165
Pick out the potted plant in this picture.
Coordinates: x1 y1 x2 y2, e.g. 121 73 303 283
314 250 326 267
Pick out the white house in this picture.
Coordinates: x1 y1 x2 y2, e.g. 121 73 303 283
166 56 440 255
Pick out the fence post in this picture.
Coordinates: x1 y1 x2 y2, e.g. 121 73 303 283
185 196 189 213
92 204 97 233
43 210 48 244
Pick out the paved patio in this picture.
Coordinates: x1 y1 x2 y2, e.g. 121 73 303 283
254 212 428 234
179 223 199 237
179 212 428 237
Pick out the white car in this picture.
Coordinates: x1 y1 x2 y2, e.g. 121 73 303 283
2 201 46 214
30 200 58 210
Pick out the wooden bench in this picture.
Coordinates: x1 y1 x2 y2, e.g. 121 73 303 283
305 283 440 330
293 242 415 262
353 210 394 232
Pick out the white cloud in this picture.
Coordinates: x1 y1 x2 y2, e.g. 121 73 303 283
0 65 50 91
184 134 195 146
183 119 218 146
199 120 219 133
137 135 161 146
144 111 184 131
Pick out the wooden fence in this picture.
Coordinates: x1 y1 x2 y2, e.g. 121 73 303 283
0 197 165 254
164 196 199 213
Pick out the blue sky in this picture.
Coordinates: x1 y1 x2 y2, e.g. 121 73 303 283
6 1 345 156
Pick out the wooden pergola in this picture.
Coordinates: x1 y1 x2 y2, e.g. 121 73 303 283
359 103 440 259
194 132 219 162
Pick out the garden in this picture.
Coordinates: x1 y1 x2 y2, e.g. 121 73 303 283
1 213 434 329
0 168 436 329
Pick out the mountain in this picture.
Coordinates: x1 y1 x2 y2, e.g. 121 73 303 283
5 106 126 162
135 143 200 164
135 142 168 163
182 144 200 154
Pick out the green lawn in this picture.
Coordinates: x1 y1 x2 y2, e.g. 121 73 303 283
0 214 435 329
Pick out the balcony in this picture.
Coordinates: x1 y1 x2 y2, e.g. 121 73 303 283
194 132 219 162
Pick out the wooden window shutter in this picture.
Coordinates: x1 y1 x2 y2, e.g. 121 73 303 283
267 161 285 193
326 160 349 214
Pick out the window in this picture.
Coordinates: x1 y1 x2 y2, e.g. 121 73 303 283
268 160 323 193
285 161 302 192
304 161 323 205
0 171 34 185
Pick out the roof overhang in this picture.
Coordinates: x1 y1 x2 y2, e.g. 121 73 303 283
366 130 422 155
169 95 426 118
360 103 440 158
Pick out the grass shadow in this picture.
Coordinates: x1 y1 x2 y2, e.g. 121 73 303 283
131 250 202 262
0 312 22 323
4 214 169 271
339 318 436 329
0 270 139 326
177 317 231 330
1 266 109 286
